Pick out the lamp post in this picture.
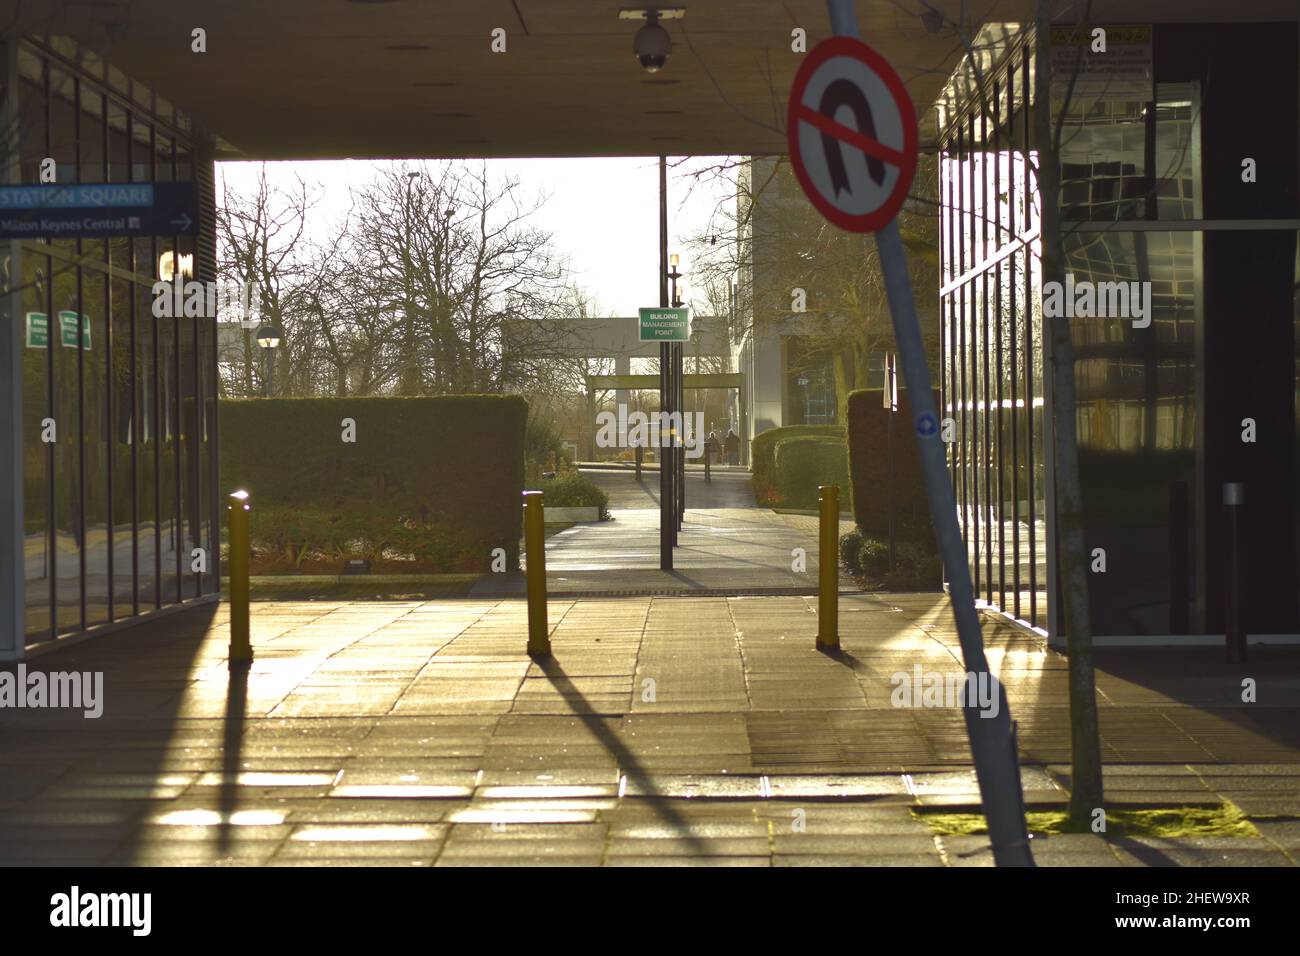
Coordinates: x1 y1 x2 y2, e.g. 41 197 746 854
667 254 686 530
659 156 673 565
668 253 682 308
255 323 281 397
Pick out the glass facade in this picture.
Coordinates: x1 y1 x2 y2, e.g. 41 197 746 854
13 38 219 645
938 23 1300 640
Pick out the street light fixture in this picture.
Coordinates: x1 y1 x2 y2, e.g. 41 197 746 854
255 323 282 397
255 324 281 350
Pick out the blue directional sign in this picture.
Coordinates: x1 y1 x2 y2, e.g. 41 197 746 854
0 182 198 239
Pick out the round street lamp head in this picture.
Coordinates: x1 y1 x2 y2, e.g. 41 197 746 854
255 324 281 349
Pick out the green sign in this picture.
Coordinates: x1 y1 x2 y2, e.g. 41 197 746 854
638 307 690 342
25 312 48 348
27 311 90 349
58 311 90 351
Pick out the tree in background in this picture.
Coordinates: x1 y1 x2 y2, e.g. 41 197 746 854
216 161 597 400
686 155 940 425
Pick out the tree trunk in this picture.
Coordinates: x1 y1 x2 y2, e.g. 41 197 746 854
1034 3 1105 824
832 351 851 426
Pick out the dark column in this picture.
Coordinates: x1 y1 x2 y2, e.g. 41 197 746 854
658 156 672 570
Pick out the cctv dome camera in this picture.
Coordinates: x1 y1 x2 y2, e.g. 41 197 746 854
634 12 672 73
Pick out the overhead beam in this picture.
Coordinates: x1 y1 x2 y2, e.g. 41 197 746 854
585 372 744 391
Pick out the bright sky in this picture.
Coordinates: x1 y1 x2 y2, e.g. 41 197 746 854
216 156 736 317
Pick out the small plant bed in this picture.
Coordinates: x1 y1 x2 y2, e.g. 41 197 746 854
839 524 943 592
530 473 612 521
913 802 1261 838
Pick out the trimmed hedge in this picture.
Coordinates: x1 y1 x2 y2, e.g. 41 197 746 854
220 395 527 572
535 473 611 520
846 388 936 536
751 424 844 487
773 437 849 510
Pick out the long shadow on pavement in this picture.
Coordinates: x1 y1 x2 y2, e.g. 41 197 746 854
217 666 248 854
534 654 707 855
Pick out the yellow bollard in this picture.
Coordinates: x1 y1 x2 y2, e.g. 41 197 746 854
817 485 839 651
523 490 551 657
227 489 253 670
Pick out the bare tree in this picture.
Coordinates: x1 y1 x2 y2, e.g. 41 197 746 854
343 162 570 396
687 154 940 423
215 164 314 397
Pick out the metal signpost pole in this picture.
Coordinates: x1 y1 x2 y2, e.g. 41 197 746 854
658 156 673 570
677 340 685 531
822 0 1033 867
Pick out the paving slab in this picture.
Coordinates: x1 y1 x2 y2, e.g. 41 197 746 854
4 589 1299 867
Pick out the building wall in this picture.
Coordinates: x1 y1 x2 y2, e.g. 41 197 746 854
5 36 219 655
937 20 1300 641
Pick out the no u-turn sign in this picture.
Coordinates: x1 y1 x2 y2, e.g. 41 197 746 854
787 36 918 233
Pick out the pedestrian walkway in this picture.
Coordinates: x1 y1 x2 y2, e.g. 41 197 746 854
472 469 856 597
2 593 1297 866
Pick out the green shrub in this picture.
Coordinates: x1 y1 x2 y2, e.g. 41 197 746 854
857 536 891 578
839 528 865 573
751 424 844 487
534 473 611 520
838 523 942 591
221 395 527 572
773 437 849 510
846 388 936 535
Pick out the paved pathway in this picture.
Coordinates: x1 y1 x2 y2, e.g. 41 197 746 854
2 593 1298 866
474 469 856 597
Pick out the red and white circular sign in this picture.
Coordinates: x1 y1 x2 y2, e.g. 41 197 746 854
787 36 918 233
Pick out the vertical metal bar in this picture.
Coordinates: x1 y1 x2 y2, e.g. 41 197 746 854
0 38 25 657
74 76 87 632
993 83 1005 613
208 153 221 599
523 490 550 657
817 484 839 651
102 91 114 623
968 114 980 597
172 138 183 600
658 156 672 570
1024 43 1036 627
676 340 684 531
195 277 204 597
150 121 160 609
823 0 1034 867
44 58 56 641
1169 480 1189 633
956 124 968 569
1223 483 1245 663
1008 51 1021 620
127 109 139 617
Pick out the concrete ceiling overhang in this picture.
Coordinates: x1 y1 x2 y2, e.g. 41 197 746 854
30 0 1024 160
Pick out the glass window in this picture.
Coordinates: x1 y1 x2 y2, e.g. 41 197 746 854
22 253 53 642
